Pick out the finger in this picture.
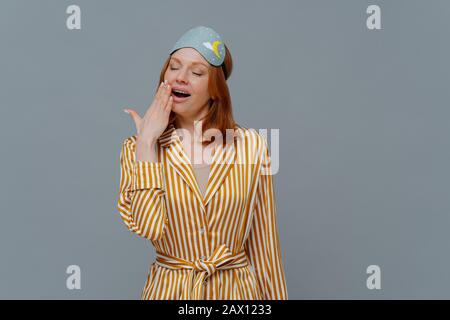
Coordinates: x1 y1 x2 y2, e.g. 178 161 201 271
148 80 166 115
125 108 141 128
157 80 170 106
155 80 166 101
144 82 164 118
160 83 172 108
158 79 170 98
165 95 173 113
126 108 140 120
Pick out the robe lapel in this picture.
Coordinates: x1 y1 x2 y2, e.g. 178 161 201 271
202 132 237 207
159 124 205 210
158 123 241 209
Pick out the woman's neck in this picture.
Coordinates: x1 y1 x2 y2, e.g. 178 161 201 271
175 110 209 144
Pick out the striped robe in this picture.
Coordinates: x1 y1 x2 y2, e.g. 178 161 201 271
117 123 288 300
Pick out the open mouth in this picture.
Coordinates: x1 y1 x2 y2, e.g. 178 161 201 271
172 89 191 98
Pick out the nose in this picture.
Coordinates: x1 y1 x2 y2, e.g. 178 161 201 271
175 68 189 84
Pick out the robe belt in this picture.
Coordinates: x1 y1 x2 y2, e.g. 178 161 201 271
155 244 249 299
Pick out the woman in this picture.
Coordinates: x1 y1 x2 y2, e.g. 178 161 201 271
117 26 288 300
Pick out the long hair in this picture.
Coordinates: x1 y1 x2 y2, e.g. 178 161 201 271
158 44 236 147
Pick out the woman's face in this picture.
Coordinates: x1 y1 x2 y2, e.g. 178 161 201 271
164 48 211 119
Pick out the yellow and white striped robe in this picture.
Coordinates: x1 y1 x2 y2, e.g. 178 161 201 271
117 123 288 300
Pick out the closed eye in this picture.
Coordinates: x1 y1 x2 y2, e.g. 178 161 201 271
170 67 203 76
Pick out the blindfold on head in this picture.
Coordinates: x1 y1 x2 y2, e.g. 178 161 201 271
169 25 226 67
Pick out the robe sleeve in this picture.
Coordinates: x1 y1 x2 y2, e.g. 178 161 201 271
244 134 288 299
117 137 168 241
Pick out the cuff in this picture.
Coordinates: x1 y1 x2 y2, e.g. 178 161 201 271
131 161 164 191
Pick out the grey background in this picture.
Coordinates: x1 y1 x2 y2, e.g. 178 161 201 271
0 0 449 299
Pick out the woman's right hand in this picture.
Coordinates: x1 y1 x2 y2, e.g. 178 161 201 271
124 79 173 145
